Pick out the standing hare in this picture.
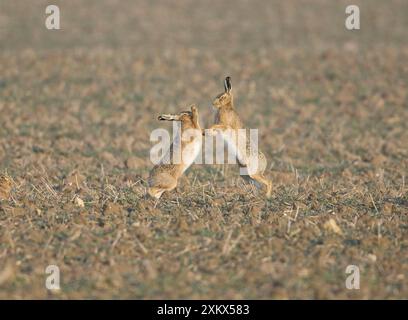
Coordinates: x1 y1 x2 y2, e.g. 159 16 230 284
148 105 202 199
208 76 272 198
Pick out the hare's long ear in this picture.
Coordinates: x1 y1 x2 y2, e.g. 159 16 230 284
158 114 179 121
224 76 232 93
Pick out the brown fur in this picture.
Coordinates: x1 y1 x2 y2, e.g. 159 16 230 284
209 77 272 198
148 105 201 199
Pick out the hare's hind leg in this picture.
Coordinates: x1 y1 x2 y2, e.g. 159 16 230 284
148 173 178 199
249 174 272 198
148 187 166 199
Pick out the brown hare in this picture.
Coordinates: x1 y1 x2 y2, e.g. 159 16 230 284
148 105 202 199
208 76 272 198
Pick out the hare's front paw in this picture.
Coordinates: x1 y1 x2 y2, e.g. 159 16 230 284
209 129 218 136
204 128 219 137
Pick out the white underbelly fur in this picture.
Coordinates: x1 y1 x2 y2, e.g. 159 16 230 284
221 131 260 175
222 134 246 165
181 139 202 173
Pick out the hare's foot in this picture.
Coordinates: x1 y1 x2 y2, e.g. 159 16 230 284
147 187 165 199
249 174 272 199
148 176 178 199
266 180 272 198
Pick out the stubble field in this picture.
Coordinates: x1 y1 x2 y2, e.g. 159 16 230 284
0 0 407 299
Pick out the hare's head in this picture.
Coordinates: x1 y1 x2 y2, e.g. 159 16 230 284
158 105 198 123
213 76 233 108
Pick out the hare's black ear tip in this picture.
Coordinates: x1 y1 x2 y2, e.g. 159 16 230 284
225 76 232 91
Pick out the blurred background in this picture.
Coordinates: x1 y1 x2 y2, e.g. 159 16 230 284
2 0 408 50
0 0 407 299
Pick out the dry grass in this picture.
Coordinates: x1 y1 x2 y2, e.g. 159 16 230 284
0 0 407 299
